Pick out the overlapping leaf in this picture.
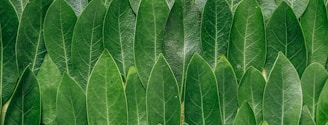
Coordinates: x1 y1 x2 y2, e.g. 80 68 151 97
275 0 309 18
226 0 241 12
300 105 316 125
266 2 307 75
16 0 52 74
134 0 170 85
238 67 265 124
103 0 135 79
87 50 127 124
5 67 40 125
228 0 266 80
9 0 29 19
44 0 77 73
184 54 221 125
233 102 256 125
129 0 141 13
263 52 302 125
70 0 106 89
301 63 328 117
56 73 87 125
257 0 278 21
317 79 328 125
66 0 88 16
125 67 146 125
215 56 238 125
201 0 232 67
0 0 19 103
147 55 180 124
37 55 61 125
301 0 328 65
0 24 2 116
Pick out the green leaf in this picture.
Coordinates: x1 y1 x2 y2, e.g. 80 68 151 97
0 24 2 118
201 0 232 67
163 0 201 92
301 63 328 117
317 79 328 125
147 54 180 124
44 0 77 73
70 0 106 89
233 102 256 125
125 67 146 125
275 0 309 18
300 0 328 65
0 0 20 103
184 54 221 125
300 105 316 125
9 0 29 20
228 0 266 81
129 0 140 14
16 0 53 74
265 2 307 75
226 0 241 12
257 0 278 21
134 0 170 86
5 67 41 125
56 73 87 125
37 55 61 125
263 52 303 125
87 50 127 124
195 0 207 11
66 0 88 16
215 56 238 125
238 67 265 124
103 0 135 79
103 0 112 8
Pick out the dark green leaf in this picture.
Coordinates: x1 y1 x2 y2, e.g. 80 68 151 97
201 0 232 67
125 67 146 125
147 54 180 124
257 0 278 21
263 52 302 125
238 67 265 124
70 0 106 89
317 79 328 125
44 0 77 73
0 24 2 117
5 67 40 125
16 0 53 73
184 54 221 125
233 102 256 125
266 2 307 75
129 0 140 14
37 55 61 125
163 0 201 92
56 73 87 125
300 105 316 125
275 0 309 18
9 0 29 20
103 0 135 79
103 0 112 7
66 0 88 16
301 63 328 117
301 0 328 65
0 0 19 103
134 0 170 86
215 56 238 125
226 0 241 12
228 0 266 80
87 50 127 124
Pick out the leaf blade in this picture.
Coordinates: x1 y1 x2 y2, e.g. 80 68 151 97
233 102 256 125
66 0 88 16
316 79 328 125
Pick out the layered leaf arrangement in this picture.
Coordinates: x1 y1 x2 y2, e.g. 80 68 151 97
0 0 328 124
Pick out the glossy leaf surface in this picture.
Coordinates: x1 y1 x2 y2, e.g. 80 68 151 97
299 105 316 125
263 52 302 125
134 0 170 85
37 55 61 125
125 67 146 125
300 0 328 65
129 0 141 13
238 67 265 124
5 67 40 125
87 50 127 124
317 79 328 125
56 73 87 125
70 0 106 89
275 0 309 18
229 0 266 80
9 0 29 19
201 0 232 67
66 0 88 16
44 0 77 73
233 102 256 125
16 0 52 74
147 55 180 124
103 0 135 79
215 56 238 125
266 2 307 75
301 63 328 117
258 0 278 21
184 54 221 125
